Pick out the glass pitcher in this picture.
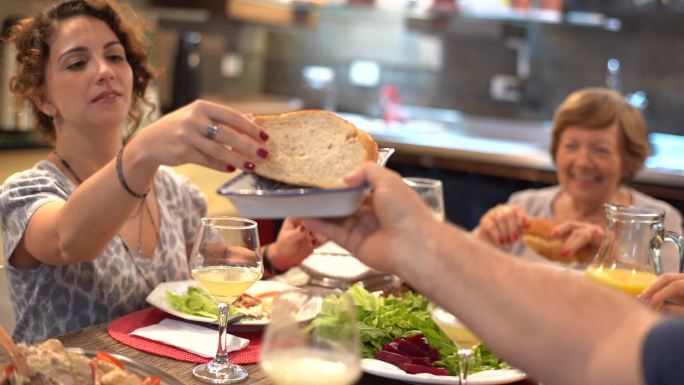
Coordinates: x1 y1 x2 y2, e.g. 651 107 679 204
585 203 684 297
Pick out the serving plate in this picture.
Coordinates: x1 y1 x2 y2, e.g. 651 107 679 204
145 279 297 332
217 147 395 219
362 358 526 385
66 347 183 385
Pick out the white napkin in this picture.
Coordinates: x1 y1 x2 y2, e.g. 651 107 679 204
131 319 249 358
300 241 380 281
314 241 352 255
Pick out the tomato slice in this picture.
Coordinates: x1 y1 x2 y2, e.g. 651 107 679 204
254 291 281 299
141 375 161 385
90 359 102 385
0 364 14 382
96 351 125 369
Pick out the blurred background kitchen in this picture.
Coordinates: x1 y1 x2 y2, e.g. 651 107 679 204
2 0 684 228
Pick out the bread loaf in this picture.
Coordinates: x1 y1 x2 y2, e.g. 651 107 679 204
522 219 593 262
253 110 378 188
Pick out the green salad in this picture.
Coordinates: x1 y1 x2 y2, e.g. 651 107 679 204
166 286 270 320
314 284 509 376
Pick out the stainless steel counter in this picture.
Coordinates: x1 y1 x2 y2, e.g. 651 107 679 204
341 113 684 189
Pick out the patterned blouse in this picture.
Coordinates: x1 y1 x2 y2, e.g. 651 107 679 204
0 161 207 343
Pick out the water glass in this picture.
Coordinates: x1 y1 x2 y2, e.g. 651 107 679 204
403 177 446 221
260 289 361 385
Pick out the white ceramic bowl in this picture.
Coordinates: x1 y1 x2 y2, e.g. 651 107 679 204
217 148 395 219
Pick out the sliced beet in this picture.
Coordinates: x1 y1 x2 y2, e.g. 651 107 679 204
428 349 441 361
409 356 432 366
400 363 449 376
406 334 430 351
396 339 429 358
383 342 403 355
375 350 412 367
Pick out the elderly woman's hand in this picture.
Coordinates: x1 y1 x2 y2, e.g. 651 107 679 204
639 273 684 315
265 218 326 272
473 204 529 248
550 220 604 263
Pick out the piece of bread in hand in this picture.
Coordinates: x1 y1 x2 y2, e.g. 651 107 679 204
253 110 378 188
522 218 593 263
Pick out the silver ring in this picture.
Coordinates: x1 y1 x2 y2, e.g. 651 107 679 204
205 122 219 140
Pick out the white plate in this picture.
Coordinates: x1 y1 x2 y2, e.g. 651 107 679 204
217 147 395 219
145 279 298 331
362 358 527 385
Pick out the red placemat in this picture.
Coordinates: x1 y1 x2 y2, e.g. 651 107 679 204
108 307 262 364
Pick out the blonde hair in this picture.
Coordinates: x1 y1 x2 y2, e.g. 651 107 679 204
550 87 650 181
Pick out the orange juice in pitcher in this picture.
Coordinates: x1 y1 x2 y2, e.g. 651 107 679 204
585 204 684 297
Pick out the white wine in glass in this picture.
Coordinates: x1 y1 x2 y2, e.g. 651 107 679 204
189 217 263 384
431 306 481 385
260 289 361 385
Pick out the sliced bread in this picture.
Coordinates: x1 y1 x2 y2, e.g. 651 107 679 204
253 110 378 188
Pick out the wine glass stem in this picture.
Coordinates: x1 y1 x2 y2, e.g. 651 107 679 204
457 348 473 385
214 302 229 364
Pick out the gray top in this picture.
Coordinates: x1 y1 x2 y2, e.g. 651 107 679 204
506 185 684 272
0 161 206 343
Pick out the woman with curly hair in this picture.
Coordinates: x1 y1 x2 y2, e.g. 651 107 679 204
0 0 320 343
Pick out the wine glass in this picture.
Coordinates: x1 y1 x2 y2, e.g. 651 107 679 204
260 289 361 385
431 306 481 385
189 216 264 384
403 177 446 221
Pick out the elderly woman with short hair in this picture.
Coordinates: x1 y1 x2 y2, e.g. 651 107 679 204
472 87 682 271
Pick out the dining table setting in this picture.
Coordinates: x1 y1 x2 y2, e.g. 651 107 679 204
42 233 540 385
54 279 539 385
51 160 544 385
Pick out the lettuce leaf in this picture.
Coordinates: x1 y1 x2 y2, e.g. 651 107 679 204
166 286 218 319
335 284 509 375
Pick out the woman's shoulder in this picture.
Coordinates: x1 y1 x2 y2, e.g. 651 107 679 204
508 185 559 218
155 166 206 202
155 166 197 189
630 188 682 221
1 160 67 192
509 185 560 204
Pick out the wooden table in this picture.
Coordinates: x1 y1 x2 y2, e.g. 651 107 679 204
56 320 537 385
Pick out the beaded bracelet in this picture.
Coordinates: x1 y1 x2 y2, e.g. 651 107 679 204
116 147 149 199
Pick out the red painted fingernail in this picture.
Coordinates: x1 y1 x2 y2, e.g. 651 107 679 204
244 161 255 171
499 238 505 244
522 218 529 226
226 164 236 172
513 233 519 241
257 148 269 159
561 249 569 257
260 131 269 141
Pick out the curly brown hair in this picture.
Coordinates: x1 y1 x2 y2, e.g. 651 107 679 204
7 0 155 144
550 87 651 182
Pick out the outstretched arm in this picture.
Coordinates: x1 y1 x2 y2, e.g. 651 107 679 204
18 101 267 266
304 162 658 385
